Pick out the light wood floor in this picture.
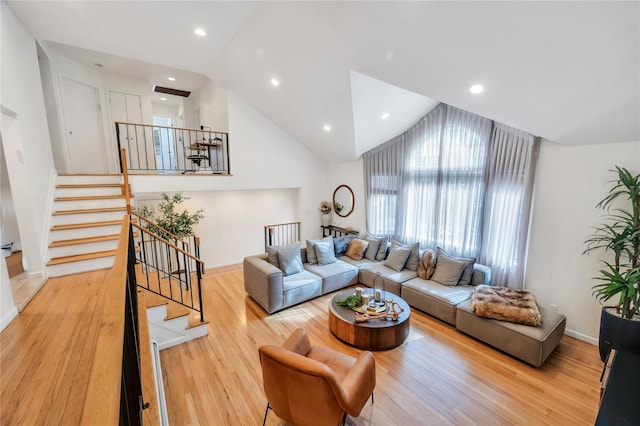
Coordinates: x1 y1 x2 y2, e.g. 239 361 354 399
161 264 603 425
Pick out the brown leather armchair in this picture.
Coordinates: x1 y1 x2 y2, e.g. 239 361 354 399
259 328 376 426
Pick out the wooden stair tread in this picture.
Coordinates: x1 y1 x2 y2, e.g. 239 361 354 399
56 183 124 189
49 234 120 247
187 319 209 329
47 250 116 265
51 219 124 231
53 207 128 215
54 195 129 201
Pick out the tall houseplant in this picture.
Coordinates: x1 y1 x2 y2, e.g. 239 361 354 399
584 166 640 361
139 193 204 241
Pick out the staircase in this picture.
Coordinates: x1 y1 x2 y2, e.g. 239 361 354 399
46 174 131 277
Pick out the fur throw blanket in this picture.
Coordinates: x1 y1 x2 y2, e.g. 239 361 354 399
471 285 542 327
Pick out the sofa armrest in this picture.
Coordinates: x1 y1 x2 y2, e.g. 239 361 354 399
243 254 284 314
471 264 491 286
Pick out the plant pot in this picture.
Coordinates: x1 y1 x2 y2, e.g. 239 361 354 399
598 306 640 362
321 214 330 227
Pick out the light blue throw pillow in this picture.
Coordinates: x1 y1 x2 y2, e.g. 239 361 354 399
306 236 333 264
315 240 337 265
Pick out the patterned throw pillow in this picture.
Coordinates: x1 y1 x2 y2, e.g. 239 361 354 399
417 249 437 280
345 238 369 261
333 234 358 255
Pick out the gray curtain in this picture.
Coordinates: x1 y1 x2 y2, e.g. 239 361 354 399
363 103 539 289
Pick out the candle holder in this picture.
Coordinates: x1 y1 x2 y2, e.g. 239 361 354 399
373 272 385 303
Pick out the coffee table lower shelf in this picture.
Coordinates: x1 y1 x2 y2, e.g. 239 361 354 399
328 289 411 351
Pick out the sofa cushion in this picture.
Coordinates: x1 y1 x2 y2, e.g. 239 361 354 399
363 237 382 261
391 240 420 270
401 278 475 325
305 260 359 294
360 262 418 296
345 239 369 261
282 270 323 308
437 247 476 286
338 255 379 269
431 254 466 286
333 234 358 255
306 236 333 264
384 246 411 272
315 240 337 265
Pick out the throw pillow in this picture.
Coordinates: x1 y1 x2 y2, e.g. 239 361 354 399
384 246 412 272
363 237 382 261
306 236 333 264
417 249 437 280
345 238 369 261
268 242 303 276
431 254 466 286
333 234 358 255
436 247 476 286
315 240 338 265
391 240 420 271
375 236 389 261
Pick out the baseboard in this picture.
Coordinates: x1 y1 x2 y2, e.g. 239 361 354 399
565 328 597 346
1 307 19 331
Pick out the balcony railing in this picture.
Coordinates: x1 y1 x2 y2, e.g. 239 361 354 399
264 221 301 251
115 121 230 175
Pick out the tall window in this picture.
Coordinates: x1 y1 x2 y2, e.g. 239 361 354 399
363 104 539 288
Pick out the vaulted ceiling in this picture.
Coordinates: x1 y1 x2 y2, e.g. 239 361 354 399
7 1 639 162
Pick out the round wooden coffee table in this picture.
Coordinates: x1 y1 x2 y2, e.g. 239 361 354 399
329 288 410 351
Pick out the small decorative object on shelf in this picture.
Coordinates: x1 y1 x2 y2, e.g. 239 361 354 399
319 200 331 226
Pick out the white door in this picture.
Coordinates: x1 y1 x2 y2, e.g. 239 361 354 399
60 77 106 173
108 91 153 171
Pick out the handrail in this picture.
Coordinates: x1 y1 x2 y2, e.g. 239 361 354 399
115 120 227 134
80 216 130 424
121 148 132 214
131 210 186 243
131 221 204 265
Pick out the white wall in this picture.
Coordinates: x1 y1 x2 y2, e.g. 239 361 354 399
526 139 640 343
0 2 56 326
131 90 327 267
0 253 18 331
184 78 228 132
151 102 180 123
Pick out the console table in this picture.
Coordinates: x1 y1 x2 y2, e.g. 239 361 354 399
321 225 359 238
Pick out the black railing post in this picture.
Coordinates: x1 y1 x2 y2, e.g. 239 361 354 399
116 123 123 173
196 260 204 323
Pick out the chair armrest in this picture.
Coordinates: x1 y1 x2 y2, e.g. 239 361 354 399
243 254 284 314
281 328 312 356
337 351 376 416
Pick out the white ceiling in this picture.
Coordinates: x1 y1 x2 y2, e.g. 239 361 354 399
7 1 640 163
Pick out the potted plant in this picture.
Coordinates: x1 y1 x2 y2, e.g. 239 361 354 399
584 166 640 361
139 193 204 241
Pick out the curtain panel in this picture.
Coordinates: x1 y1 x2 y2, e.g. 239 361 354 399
363 103 539 289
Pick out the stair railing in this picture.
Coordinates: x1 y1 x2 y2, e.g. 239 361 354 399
119 148 205 322
131 216 205 323
264 221 301 251
115 121 230 175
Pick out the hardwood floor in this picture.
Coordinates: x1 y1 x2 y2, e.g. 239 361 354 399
161 264 603 425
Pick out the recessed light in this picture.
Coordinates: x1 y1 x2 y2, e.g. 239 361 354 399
381 112 390 120
94 63 103 68
270 78 280 87
470 84 484 94
194 28 207 37
323 125 331 132
160 97 167 101
168 77 176 81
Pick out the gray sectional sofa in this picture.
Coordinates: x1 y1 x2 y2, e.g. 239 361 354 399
243 237 565 367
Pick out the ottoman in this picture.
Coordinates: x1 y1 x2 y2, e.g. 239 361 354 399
455 299 566 367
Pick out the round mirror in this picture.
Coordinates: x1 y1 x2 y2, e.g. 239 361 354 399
333 185 354 217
